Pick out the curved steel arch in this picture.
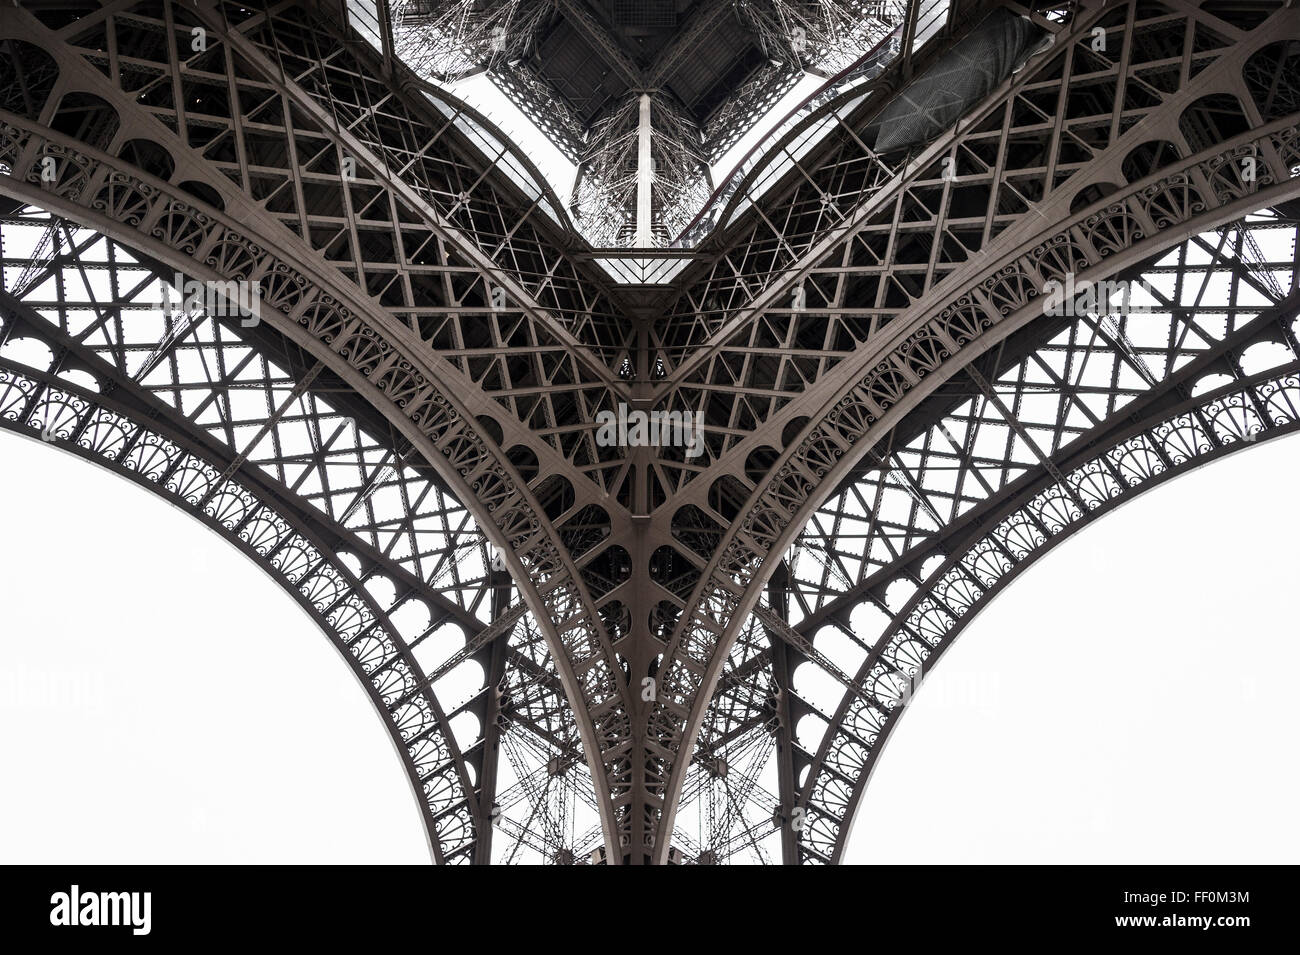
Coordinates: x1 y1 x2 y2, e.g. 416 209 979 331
0 356 484 862
773 206 1300 860
5 0 1300 863
0 201 560 857
0 113 631 857
801 364 1300 862
0 204 623 863
674 214 1300 861
652 122 1300 859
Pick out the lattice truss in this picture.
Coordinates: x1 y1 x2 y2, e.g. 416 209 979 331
572 93 711 249
752 213 1300 863
2 0 1300 864
0 208 484 858
701 1 911 161
0 205 618 864
652 219 1300 865
650 2 1300 482
388 1 912 246
0 207 781 866
389 0 552 82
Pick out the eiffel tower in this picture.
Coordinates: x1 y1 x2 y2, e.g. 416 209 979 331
1 0 1297 864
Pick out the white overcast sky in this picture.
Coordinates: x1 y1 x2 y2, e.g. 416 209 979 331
0 428 1296 864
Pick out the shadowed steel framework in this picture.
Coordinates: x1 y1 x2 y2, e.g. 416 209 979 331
0 0 1297 864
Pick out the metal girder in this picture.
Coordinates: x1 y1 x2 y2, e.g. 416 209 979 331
764 562 801 866
797 356 1300 860
2 0 1299 864
642 0 1300 861
0 228 490 861
550 0 642 90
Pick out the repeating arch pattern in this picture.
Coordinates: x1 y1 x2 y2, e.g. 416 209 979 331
0 203 641 863
3 0 1299 862
0 358 483 860
797 366 1300 861
652 117 1300 858
666 203 1300 861
0 109 634 848
768 203 1300 860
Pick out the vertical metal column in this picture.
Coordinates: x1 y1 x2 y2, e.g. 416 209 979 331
472 554 514 864
636 93 653 247
766 561 801 866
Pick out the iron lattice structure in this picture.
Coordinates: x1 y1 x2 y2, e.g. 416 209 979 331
0 0 1298 863
387 0 910 247
572 91 712 248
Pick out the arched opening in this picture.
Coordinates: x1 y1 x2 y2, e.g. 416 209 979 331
844 434 1300 862
0 40 59 121
1120 139 1181 184
1179 94 1250 153
118 138 177 182
176 179 225 211
0 432 429 862
49 92 120 152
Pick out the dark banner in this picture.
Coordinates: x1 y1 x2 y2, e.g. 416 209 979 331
0 865 1282 942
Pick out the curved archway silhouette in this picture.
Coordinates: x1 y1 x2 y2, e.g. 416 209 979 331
842 434 1300 863
0 211 492 861
0 430 428 862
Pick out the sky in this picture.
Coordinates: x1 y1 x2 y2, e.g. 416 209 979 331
0 425 1295 864
0 432 428 864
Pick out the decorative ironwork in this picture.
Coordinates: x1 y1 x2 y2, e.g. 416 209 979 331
1 0 1298 863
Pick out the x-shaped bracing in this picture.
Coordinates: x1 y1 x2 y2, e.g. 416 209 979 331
3 0 1300 861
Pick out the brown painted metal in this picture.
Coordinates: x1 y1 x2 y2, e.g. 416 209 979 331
1 0 1297 862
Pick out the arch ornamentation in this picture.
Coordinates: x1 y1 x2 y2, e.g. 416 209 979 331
3 0 1299 863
